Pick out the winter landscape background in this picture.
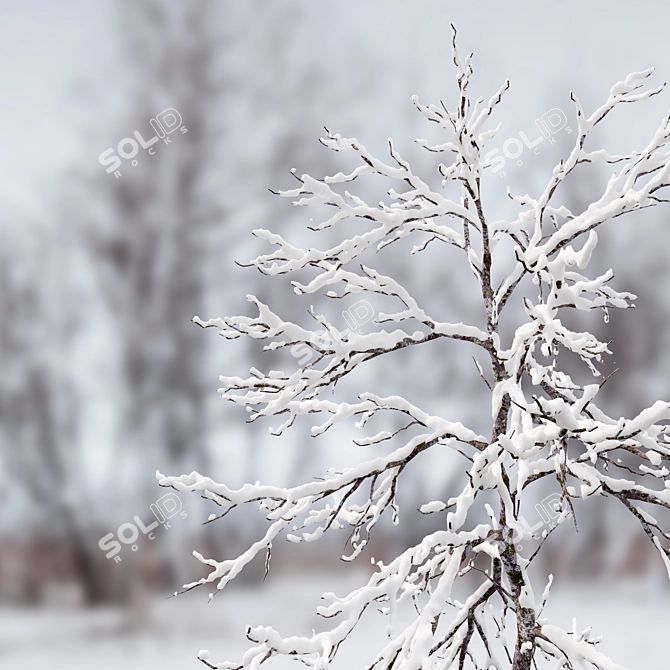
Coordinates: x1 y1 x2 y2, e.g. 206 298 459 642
1 1 670 668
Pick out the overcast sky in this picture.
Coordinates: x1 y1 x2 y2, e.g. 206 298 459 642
1 0 670 218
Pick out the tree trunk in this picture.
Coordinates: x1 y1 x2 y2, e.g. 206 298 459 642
502 530 536 670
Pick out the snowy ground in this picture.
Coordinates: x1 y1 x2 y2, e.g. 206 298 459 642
0 573 667 669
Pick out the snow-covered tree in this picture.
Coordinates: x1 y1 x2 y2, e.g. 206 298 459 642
158 29 670 670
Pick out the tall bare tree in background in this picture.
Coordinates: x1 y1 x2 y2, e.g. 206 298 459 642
0 211 104 603
92 0 223 474
78 0 346 598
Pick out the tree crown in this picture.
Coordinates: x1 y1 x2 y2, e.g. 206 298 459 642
159 28 670 670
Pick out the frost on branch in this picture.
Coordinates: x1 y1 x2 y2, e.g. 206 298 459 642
158 27 670 670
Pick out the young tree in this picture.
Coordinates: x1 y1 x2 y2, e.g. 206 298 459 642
158 29 670 670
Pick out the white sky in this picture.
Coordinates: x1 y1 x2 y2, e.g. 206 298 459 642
0 0 111 219
0 0 669 225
